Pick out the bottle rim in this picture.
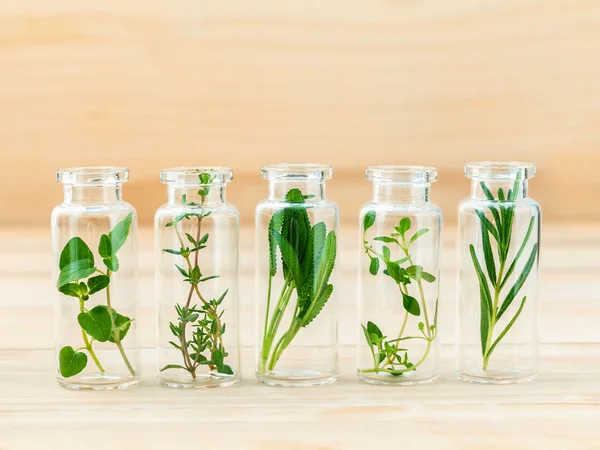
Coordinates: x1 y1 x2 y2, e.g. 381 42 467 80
160 166 234 185
366 165 438 184
56 166 129 186
465 161 536 180
261 163 333 181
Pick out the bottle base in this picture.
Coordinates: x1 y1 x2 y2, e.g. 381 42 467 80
357 370 438 386
257 370 338 387
455 368 538 384
160 374 241 389
57 373 141 391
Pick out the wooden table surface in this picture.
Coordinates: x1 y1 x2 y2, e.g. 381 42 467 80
1 225 599 449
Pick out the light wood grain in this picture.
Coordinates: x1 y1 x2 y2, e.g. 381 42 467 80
0 0 598 226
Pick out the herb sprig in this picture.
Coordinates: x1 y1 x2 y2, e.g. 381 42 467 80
160 171 233 378
259 189 336 372
57 214 136 378
360 213 438 376
471 175 538 370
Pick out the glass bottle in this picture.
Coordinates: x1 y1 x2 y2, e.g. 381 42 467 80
255 163 339 386
456 162 541 384
357 166 442 385
155 167 241 388
51 167 140 390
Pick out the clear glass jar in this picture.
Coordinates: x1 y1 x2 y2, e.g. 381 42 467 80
51 167 140 390
456 162 541 384
357 166 442 385
155 167 241 388
255 163 339 386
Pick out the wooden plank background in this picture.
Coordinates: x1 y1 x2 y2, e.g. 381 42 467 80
0 0 598 226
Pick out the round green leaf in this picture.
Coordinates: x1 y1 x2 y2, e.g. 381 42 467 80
402 293 421 316
363 211 376 232
59 237 94 271
78 306 113 342
59 346 88 377
57 260 95 288
87 275 110 295
368 257 379 276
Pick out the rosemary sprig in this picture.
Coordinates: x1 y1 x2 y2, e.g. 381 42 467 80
360 213 438 376
471 174 538 370
161 172 233 378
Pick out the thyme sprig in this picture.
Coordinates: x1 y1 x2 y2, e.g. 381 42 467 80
360 212 438 376
161 172 232 378
470 174 538 370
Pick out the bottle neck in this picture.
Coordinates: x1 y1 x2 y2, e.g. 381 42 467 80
63 184 122 205
471 178 528 200
268 180 326 201
167 184 226 206
372 183 430 206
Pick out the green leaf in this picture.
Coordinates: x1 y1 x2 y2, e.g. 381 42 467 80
78 305 113 342
368 256 379 276
162 248 182 256
107 213 133 254
479 217 497 287
59 237 94 271
361 324 374 347
384 261 405 284
363 211 376 232
108 310 133 342
98 234 112 259
475 209 500 243
175 265 188 278
497 188 506 201
401 291 420 316
185 233 196 245
395 217 411 235
406 265 436 283
160 364 188 372
374 236 399 245
485 297 527 360
103 256 119 272
87 275 110 295
302 284 333 327
285 188 305 204
218 365 234 375
58 282 88 299
212 349 224 368
497 243 538 321
271 230 301 284
366 321 383 339
190 265 201 283
268 209 284 277
57 260 95 288
500 216 536 289
470 245 492 356
480 182 495 201
382 246 391 260
59 346 88 378
409 228 429 245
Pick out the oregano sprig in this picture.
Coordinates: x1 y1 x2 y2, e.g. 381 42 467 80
470 174 538 370
56 214 136 378
360 213 438 376
259 188 337 372
160 171 233 378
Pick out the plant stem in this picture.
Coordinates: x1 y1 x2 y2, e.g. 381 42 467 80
483 260 506 371
363 338 433 374
260 280 294 372
105 270 136 377
79 299 105 373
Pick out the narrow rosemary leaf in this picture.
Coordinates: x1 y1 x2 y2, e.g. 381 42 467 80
480 182 495 201
485 297 527 360
479 285 490 357
479 216 497 287
469 245 492 355
488 205 503 238
497 243 538 321
363 211 376 232
500 216 536 289
474 209 500 243
497 188 505 201
160 364 187 372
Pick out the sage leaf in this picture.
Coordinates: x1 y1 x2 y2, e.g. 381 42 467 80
59 346 88 378
59 237 94 271
57 259 95 288
268 209 284 277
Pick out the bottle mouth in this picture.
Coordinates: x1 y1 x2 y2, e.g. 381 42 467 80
465 161 536 180
160 167 233 186
56 166 129 186
261 163 332 181
366 165 438 184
